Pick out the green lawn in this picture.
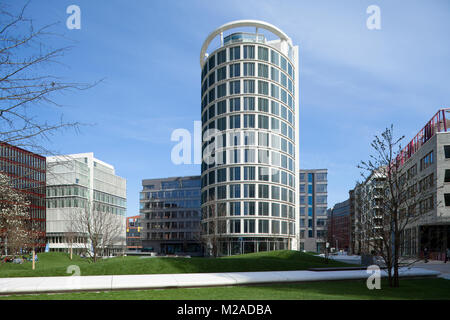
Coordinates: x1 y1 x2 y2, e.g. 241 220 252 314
0 250 351 278
1 278 448 300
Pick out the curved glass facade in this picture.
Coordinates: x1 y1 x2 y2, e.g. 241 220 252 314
200 25 298 256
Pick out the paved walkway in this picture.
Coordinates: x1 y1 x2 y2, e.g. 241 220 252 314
0 267 441 295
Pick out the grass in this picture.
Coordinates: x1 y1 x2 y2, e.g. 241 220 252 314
1 278 449 300
0 250 351 278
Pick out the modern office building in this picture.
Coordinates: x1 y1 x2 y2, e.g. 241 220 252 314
140 176 202 256
327 199 351 252
351 109 450 259
299 169 328 252
46 153 126 256
0 142 46 254
200 20 300 255
126 215 142 252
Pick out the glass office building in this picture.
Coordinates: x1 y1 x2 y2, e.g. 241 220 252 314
140 176 202 256
299 169 328 253
200 20 300 255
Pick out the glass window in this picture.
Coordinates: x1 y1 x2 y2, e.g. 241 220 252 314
271 101 279 115
258 202 269 216
258 46 268 61
244 114 255 128
243 219 255 233
244 201 255 215
258 98 268 112
229 184 241 198
244 149 255 162
258 63 269 78
243 166 255 180
243 131 255 145
258 115 269 129
258 166 270 181
280 56 287 71
217 100 226 114
217 66 226 81
272 203 280 217
229 63 240 78
258 81 268 95
229 97 240 112
217 117 226 131
217 168 226 182
229 115 240 129
258 184 269 198
229 167 241 181
243 45 255 59
243 80 255 93
243 97 255 110
243 62 255 76
271 118 280 133
244 184 255 198
258 149 269 164
217 49 226 65
271 67 279 82
258 219 269 233
229 46 240 61
229 80 240 94
271 50 279 66
217 83 226 98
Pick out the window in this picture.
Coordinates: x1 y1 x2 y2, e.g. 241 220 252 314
217 49 226 65
230 219 241 233
208 55 215 71
272 203 280 217
271 168 280 183
258 220 269 233
208 72 215 87
244 184 255 198
217 186 226 199
243 62 255 76
243 45 255 59
217 168 226 182
258 150 269 164
243 80 255 93
445 194 450 206
229 97 240 112
271 50 279 65
258 202 269 216
244 149 255 162
229 46 240 60
258 47 268 61
258 184 269 198
229 63 240 78
271 119 280 133
258 98 268 112
229 115 240 129
258 166 270 181
420 151 434 171
243 131 255 145
244 201 255 215
229 184 241 198
258 81 268 95
444 170 450 183
229 80 240 94
271 186 280 199
258 115 269 129
217 100 226 114
271 101 279 115
258 63 269 78
243 114 255 128
445 145 450 158
217 83 226 98
244 166 255 180
217 67 227 81
271 83 279 99
258 132 269 147
243 219 255 233
243 97 255 110
280 56 287 71
229 167 241 181
271 67 279 82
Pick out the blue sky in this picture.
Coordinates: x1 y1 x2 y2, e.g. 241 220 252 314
8 0 450 215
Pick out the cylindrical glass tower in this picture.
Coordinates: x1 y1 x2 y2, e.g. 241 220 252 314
200 20 299 256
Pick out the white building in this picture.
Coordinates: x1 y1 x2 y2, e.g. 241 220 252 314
200 20 300 255
46 153 126 256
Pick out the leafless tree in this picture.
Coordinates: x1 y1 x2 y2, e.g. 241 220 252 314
68 200 125 262
357 125 439 287
0 2 95 155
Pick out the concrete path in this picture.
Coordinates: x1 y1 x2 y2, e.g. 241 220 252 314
0 267 441 295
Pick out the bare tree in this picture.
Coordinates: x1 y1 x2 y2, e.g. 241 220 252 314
357 125 438 287
68 200 125 262
0 2 95 154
